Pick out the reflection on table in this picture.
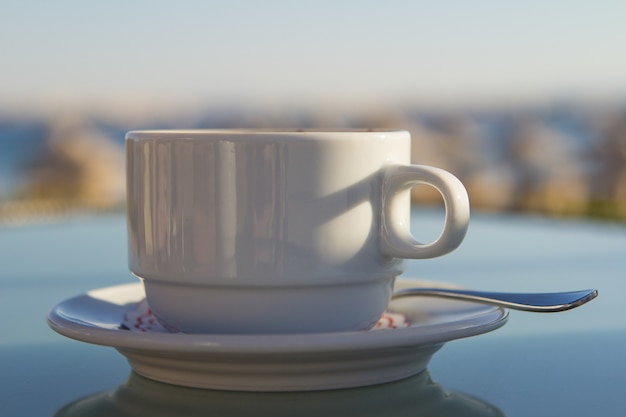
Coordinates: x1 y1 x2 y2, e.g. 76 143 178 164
55 370 504 417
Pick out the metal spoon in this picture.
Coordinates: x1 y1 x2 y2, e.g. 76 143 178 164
392 287 598 312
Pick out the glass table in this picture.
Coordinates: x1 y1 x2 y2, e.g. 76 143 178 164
1 209 624 416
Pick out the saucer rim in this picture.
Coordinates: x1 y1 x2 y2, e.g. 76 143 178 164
47 278 509 355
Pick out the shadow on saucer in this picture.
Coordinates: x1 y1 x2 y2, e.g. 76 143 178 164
54 370 505 417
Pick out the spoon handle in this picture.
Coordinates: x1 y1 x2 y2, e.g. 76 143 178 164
391 287 598 312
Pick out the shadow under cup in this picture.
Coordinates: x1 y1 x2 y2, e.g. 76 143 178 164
125 130 470 334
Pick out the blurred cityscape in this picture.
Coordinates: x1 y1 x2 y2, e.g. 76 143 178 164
1 102 625 225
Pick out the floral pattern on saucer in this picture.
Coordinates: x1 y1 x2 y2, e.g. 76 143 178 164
121 299 410 333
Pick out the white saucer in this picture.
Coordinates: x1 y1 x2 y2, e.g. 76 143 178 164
48 279 508 391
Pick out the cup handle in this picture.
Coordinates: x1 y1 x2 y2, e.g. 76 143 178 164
380 164 470 259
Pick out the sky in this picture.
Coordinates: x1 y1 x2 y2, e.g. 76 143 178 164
1 0 626 116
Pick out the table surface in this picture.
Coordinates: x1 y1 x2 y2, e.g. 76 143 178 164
1 209 625 416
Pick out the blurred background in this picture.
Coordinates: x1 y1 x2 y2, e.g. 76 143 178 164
2 1 625 226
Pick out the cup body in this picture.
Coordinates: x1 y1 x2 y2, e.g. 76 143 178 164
126 130 469 333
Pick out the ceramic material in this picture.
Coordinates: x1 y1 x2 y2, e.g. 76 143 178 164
121 299 410 332
47 279 507 391
126 130 470 334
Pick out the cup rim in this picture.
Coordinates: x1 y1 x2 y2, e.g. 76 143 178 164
126 129 409 141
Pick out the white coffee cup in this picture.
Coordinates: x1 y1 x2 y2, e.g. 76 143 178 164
126 130 470 334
